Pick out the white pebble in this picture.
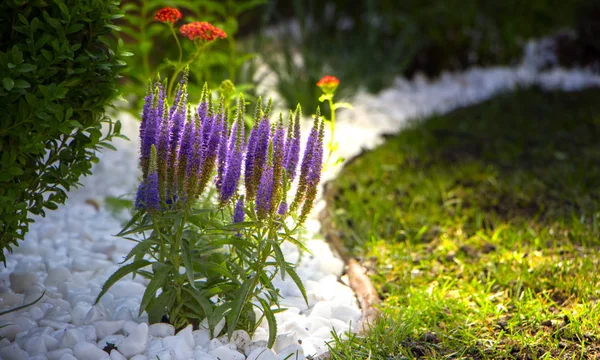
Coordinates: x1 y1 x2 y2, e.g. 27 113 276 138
209 345 245 360
25 335 47 355
59 353 78 360
85 305 110 325
193 329 211 348
122 320 139 335
109 350 127 360
276 344 304 360
273 331 298 353
163 335 193 359
176 324 195 348
77 324 97 342
58 329 86 349
45 267 71 286
0 342 28 360
9 272 38 293
93 320 124 339
117 322 148 358
130 355 147 360
73 342 110 360
148 322 175 337
247 347 278 360
46 348 73 360
231 329 251 352
207 338 223 351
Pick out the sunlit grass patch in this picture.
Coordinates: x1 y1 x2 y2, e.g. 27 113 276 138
326 87 600 359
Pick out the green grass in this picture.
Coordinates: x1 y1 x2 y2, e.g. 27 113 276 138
325 87 600 359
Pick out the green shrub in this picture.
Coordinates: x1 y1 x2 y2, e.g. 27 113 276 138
0 0 127 264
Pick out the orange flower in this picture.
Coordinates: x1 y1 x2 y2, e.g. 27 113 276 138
154 8 182 24
179 22 227 41
317 75 340 94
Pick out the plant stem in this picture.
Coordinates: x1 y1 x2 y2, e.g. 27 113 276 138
325 97 336 165
167 44 204 98
170 25 183 65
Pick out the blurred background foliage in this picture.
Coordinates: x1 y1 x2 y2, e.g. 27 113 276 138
115 0 600 115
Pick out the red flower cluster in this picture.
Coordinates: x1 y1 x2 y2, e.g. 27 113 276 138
317 75 340 93
154 7 182 24
317 75 340 88
179 22 227 41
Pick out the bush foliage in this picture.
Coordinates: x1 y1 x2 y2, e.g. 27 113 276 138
0 0 127 263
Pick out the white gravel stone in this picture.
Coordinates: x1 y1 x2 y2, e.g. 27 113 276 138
9 271 39 293
45 267 72 286
46 348 73 360
276 344 305 360
118 322 148 358
176 324 195 348
231 329 252 352
209 345 245 360
273 332 299 353
109 350 127 360
247 347 278 360
148 322 175 337
0 342 28 360
163 334 193 359
25 335 48 355
93 320 125 339
193 329 211 348
58 329 86 349
73 342 110 360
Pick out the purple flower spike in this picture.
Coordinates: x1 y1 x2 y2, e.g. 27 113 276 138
291 115 319 211
216 117 229 192
252 117 271 196
219 96 246 204
269 115 285 214
277 201 288 216
156 100 171 202
145 145 160 212
234 196 245 224
140 84 160 179
256 162 274 219
176 106 195 202
284 106 302 183
244 121 260 201
186 112 204 198
134 182 146 210
299 118 325 223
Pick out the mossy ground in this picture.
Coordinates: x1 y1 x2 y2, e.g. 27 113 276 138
325 87 600 359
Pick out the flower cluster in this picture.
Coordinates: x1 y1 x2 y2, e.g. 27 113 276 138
154 7 182 24
316 75 340 94
180 21 227 42
136 75 323 223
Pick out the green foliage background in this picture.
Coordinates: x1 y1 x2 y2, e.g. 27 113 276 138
0 0 127 263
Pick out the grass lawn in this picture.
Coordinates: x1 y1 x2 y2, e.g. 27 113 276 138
324 87 600 359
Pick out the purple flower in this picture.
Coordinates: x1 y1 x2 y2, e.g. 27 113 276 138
216 117 229 192
220 98 245 204
277 201 288 216
234 196 245 223
291 116 319 211
256 162 274 219
300 118 324 222
156 100 171 202
140 84 160 179
244 121 259 201
145 172 160 212
284 106 301 183
134 182 145 210
186 112 204 198
176 107 195 201
270 115 285 214
252 117 271 195
145 145 160 212
197 108 224 196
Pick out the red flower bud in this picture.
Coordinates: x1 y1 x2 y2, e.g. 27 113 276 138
316 75 340 94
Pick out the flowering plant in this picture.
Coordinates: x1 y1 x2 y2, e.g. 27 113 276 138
317 75 352 166
96 74 324 346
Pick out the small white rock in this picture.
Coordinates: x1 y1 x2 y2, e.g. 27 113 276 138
175 324 195 348
58 329 86 349
93 320 125 339
247 347 278 360
193 329 210 348
109 350 127 360
231 329 252 352
117 322 148 358
148 322 175 337
209 345 245 360
24 335 47 355
163 335 192 359
276 344 304 360
207 338 223 351
46 348 73 360
0 342 28 360
273 331 298 353
73 342 110 360
9 272 38 293
130 355 147 360
45 267 72 286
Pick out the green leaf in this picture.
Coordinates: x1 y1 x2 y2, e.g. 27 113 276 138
94 260 151 304
3 78 14 91
121 237 157 264
181 236 196 289
17 64 36 73
53 0 69 15
14 80 30 89
285 264 308 306
0 291 45 316
333 102 354 110
271 242 287 280
147 288 174 324
258 297 277 348
227 278 254 338
139 264 171 316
